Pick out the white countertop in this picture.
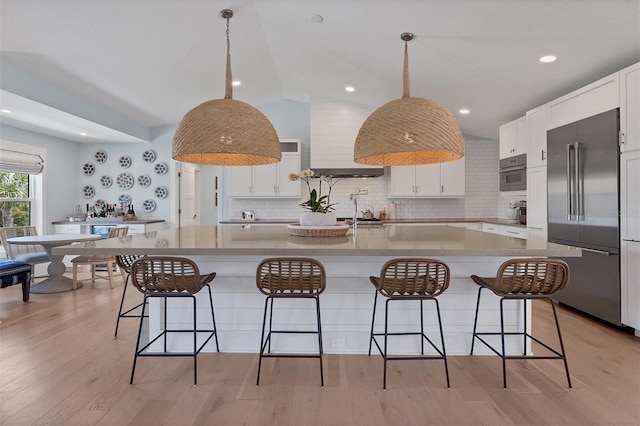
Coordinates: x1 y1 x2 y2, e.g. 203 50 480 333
53 224 581 257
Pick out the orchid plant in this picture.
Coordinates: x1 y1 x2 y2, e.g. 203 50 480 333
289 169 340 213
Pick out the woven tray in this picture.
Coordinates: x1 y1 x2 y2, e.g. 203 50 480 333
287 224 350 237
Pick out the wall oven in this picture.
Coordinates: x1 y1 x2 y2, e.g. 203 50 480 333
499 154 527 191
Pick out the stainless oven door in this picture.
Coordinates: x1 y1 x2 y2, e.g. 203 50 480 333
500 166 526 191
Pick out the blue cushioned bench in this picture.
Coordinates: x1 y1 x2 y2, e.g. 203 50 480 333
0 261 32 302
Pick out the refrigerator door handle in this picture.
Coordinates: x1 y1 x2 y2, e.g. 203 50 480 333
566 144 574 221
575 142 584 221
580 247 616 256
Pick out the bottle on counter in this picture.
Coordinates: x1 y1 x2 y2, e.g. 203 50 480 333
389 201 397 220
379 208 386 220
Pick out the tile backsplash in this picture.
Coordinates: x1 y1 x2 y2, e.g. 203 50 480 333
226 139 500 220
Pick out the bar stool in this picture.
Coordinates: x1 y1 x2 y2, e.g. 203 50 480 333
113 254 146 337
129 256 219 385
255 257 326 386
368 258 451 390
470 258 571 388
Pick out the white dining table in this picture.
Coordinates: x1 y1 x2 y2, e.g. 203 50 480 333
6 233 102 293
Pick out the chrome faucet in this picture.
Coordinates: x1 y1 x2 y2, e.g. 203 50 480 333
350 193 358 234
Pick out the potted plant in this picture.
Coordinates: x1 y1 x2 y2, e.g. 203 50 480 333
289 169 340 226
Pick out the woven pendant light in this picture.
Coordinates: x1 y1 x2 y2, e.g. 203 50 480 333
172 9 281 166
354 33 464 166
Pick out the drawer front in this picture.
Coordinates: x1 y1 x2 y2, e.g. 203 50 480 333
126 224 146 234
54 224 82 234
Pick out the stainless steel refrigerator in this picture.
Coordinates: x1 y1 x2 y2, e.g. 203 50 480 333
547 108 621 326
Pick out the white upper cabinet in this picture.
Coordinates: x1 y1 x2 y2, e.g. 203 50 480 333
620 62 640 153
499 116 528 159
527 105 548 168
389 157 465 198
547 71 619 130
228 140 301 198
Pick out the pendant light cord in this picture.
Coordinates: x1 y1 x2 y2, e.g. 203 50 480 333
402 40 410 98
224 15 233 99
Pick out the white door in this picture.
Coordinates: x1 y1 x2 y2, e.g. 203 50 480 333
179 163 200 227
414 164 441 196
440 157 466 196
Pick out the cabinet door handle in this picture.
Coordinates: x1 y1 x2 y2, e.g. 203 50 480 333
505 230 519 235
542 150 546 161
441 185 444 193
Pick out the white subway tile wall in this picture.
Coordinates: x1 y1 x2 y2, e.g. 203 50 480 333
227 139 499 220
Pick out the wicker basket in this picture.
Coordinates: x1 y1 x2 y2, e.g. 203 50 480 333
287 224 350 237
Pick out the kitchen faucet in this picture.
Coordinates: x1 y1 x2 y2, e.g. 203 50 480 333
349 193 358 234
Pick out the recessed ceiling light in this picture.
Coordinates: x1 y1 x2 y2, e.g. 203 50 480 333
232 80 241 86
309 13 324 23
1 109 11 113
80 132 88 136
459 108 470 115
345 86 355 92
540 55 557 63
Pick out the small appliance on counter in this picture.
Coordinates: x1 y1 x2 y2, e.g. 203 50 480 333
241 210 255 221
518 201 527 225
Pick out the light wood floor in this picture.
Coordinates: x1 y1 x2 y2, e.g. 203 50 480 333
1 273 639 426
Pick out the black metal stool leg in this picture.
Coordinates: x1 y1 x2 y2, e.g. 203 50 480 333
523 299 528 356
470 286 483 355
434 298 450 388
420 299 425 355
383 298 391 390
114 274 130 337
130 294 149 384
315 295 324 386
206 284 219 352
550 299 572 388
267 297 274 354
256 296 271 386
369 291 378 356
500 297 507 388
192 294 198 385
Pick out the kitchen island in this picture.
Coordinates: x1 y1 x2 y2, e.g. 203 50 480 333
54 225 580 355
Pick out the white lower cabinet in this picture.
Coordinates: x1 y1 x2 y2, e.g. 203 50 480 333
621 240 640 332
53 224 83 234
526 165 547 240
482 223 528 239
447 222 482 231
482 223 501 234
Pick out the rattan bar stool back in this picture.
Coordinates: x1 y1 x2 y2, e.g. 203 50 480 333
255 257 326 386
129 256 219 385
369 258 451 390
470 258 571 388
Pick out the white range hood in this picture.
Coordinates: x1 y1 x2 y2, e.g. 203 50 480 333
310 101 383 177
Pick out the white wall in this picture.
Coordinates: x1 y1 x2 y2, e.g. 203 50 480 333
1 124 79 233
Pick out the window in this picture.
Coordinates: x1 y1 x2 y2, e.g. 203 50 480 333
0 172 32 227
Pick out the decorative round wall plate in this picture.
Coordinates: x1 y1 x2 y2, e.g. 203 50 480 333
81 185 95 198
82 163 95 176
99 175 113 188
154 162 168 175
154 186 168 199
143 199 156 212
137 174 151 187
94 199 106 209
118 194 132 207
119 155 132 169
142 150 156 163
94 150 108 164
116 172 134 190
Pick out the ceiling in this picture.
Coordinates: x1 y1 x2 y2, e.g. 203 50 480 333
1 0 639 144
